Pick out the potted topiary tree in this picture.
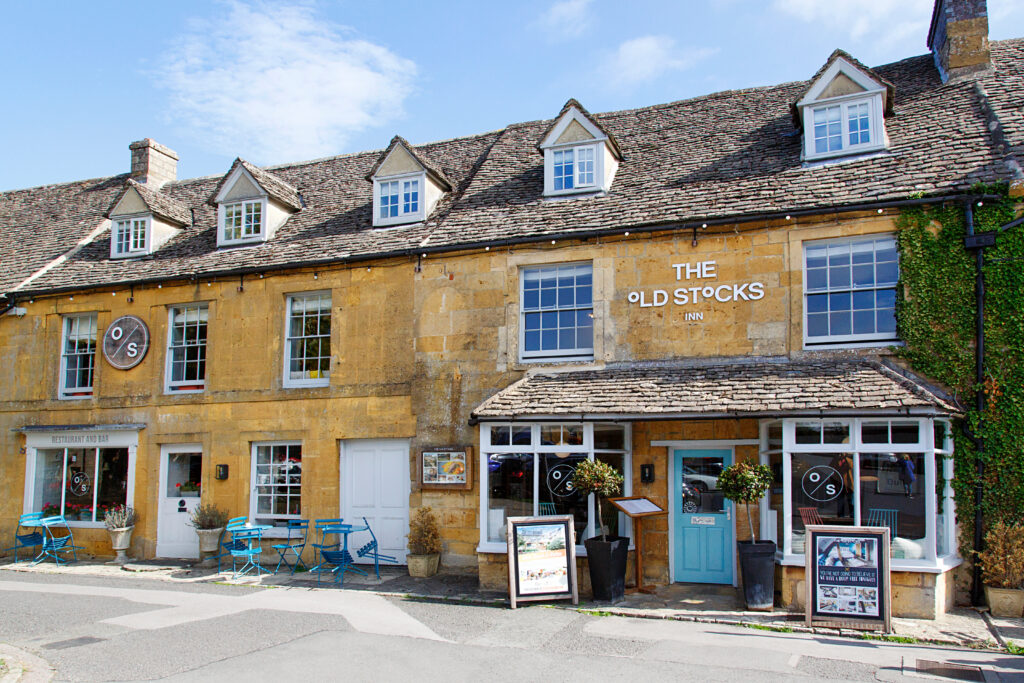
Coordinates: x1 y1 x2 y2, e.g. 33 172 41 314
104 504 136 565
572 458 627 602
188 503 230 567
407 507 442 577
979 521 1024 617
717 461 775 610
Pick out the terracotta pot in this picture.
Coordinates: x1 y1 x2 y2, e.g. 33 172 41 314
108 526 134 565
985 585 1024 618
407 553 440 577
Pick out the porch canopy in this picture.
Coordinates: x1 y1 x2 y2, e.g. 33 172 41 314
470 356 958 422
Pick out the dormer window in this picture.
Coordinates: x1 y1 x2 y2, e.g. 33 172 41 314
538 99 621 198
212 159 301 248
795 50 893 163
222 199 264 242
367 136 451 228
113 217 149 256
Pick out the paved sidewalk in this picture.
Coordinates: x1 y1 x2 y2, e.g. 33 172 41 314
0 556 1012 653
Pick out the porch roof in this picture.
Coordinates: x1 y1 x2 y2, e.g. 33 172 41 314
470 356 959 422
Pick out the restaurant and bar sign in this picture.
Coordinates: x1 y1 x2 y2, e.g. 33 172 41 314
805 525 891 632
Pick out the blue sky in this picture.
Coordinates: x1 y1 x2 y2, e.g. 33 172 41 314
2 0 1022 191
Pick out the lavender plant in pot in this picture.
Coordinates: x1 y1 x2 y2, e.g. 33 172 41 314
717 461 776 610
188 503 229 567
572 459 627 602
104 504 136 565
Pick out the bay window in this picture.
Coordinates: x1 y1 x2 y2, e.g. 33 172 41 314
28 447 131 525
479 422 631 552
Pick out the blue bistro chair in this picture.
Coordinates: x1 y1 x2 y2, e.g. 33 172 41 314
228 527 266 579
216 517 251 572
356 517 398 579
318 547 366 587
272 519 309 574
310 518 345 573
866 508 898 539
5 512 44 562
34 516 82 566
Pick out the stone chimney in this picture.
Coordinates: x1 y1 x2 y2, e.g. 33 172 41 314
129 138 178 188
927 0 991 82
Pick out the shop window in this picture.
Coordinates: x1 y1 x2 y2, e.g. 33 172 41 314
284 292 331 387
480 423 630 550
30 447 129 524
60 313 97 399
251 442 302 532
859 452 926 559
166 303 208 392
803 235 898 347
520 263 593 362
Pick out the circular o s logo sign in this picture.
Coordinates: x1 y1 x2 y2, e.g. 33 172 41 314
102 315 150 369
801 465 844 502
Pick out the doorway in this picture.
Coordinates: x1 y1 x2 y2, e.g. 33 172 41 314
672 448 734 584
339 439 411 564
156 445 203 558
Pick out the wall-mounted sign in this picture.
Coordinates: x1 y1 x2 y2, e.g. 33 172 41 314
626 259 766 320
102 315 150 369
805 525 891 632
420 446 472 490
507 515 579 609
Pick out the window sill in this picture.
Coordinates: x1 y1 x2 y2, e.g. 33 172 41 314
166 386 205 395
802 340 902 351
59 393 94 401
518 355 595 365
283 380 330 390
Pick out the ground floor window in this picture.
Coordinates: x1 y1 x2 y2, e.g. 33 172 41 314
479 422 630 551
251 442 302 530
761 417 955 569
30 447 130 524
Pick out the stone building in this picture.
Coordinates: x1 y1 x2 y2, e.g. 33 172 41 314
1 0 1021 618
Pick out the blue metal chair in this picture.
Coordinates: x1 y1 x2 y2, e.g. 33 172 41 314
272 519 309 574
866 508 898 539
216 517 251 572
5 513 44 562
310 518 345 573
539 502 557 515
229 528 266 579
356 516 398 579
33 516 82 566
318 547 366 587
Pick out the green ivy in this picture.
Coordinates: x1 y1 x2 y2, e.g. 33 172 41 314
895 184 1024 556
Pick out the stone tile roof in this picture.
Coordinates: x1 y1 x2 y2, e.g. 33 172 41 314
2 39 1022 297
789 49 896 127
470 357 960 420
107 179 192 226
208 159 303 211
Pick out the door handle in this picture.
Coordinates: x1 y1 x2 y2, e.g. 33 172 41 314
726 507 731 521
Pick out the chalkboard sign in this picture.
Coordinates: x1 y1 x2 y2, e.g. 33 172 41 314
506 515 578 609
805 525 891 632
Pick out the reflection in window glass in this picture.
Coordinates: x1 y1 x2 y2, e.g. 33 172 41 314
791 453 855 554
33 450 64 518
253 443 302 527
860 452 926 558
767 452 784 547
487 454 534 542
593 424 625 450
539 454 587 541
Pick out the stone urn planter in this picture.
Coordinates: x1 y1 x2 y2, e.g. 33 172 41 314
196 527 224 567
985 586 1024 618
108 526 134 565
407 553 440 578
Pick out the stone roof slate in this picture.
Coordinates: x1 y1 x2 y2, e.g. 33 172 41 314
107 179 192 226
470 357 959 420
2 39 1022 297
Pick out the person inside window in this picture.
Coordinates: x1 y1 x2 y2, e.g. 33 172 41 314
898 453 916 498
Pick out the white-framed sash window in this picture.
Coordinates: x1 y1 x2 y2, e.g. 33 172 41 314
59 313 97 399
166 303 208 393
520 262 594 361
250 442 302 535
283 291 331 388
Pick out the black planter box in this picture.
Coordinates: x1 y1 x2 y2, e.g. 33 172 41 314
737 540 777 610
584 535 629 602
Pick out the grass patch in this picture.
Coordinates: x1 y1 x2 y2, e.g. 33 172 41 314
578 609 613 617
1006 641 1024 656
741 623 793 633
859 633 918 644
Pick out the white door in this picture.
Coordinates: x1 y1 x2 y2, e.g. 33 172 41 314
156 445 203 558
340 439 410 564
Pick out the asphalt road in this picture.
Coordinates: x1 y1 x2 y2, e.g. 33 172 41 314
1 571 1022 682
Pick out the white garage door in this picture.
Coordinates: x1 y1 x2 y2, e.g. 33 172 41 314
340 439 411 564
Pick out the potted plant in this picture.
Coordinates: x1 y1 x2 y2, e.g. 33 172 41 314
104 504 136 565
407 507 442 577
979 521 1024 617
573 458 627 602
177 481 201 497
717 461 775 610
41 503 60 518
188 503 230 566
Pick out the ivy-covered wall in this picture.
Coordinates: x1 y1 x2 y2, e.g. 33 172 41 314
896 186 1024 555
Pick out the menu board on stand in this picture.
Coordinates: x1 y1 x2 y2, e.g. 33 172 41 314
506 515 579 609
805 525 891 632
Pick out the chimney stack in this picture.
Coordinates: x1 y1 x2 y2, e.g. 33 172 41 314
129 138 178 188
927 0 991 82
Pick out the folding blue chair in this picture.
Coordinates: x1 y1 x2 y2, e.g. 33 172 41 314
272 519 309 574
356 517 398 579
33 516 82 566
310 518 345 574
229 528 266 579
318 548 366 587
216 517 251 572
5 513 44 562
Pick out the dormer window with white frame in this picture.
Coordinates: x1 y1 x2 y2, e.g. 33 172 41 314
368 136 451 228
106 179 188 259
377 175 422 224
213 159 300 248
538 99 621 198
222 199 265 243
796 52 892 163
113 216 149 256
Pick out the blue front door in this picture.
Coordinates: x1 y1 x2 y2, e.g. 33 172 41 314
673 448 734 584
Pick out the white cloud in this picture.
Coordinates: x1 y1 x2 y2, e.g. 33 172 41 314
771 0 932 53
603 36 716 88
537 0 593 40
158 1 416 163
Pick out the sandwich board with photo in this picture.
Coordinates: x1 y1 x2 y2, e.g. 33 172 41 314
805 525 891 632
506 515 578 609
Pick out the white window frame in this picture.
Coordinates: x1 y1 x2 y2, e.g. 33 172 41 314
543 143 601 196
165 303 209 394
217 198 267 246
373 171 426 227
59 313 97 400
477 422 632 555
283 291 332 388
519 262 594 363
249 441 302 538
110 215 150 258
759 417 959 573
804 95 884 161
802 234 899 348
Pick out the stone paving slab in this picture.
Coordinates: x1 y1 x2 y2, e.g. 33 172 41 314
0 556 1006 651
